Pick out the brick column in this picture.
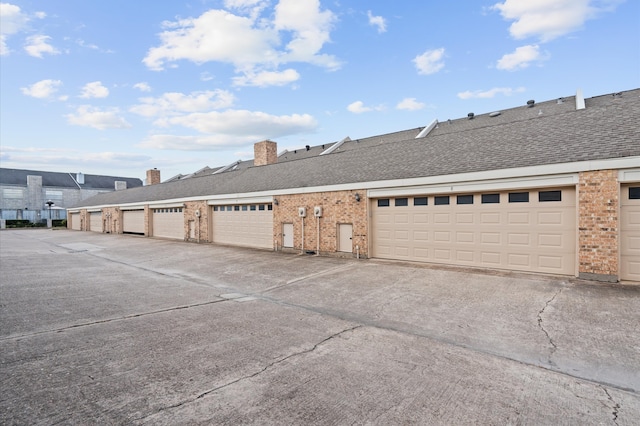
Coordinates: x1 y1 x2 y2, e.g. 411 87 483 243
578 170 619 282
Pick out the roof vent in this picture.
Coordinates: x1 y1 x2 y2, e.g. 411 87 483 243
575 88 586 110
612 92 622 99
527 100 535 108
467 112 474 120
415 119 438 138
305 145 310 151
557 97 564 104
489 111 501 117
76 172 85 184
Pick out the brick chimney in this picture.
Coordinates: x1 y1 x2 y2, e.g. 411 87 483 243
254 140 278 166
146 168 161 185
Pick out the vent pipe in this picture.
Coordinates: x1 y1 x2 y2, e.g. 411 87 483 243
575 88 586 110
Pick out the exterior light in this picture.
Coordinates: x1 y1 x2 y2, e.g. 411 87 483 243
355 193 361 202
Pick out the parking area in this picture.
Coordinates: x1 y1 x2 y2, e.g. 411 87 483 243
1 229 639 425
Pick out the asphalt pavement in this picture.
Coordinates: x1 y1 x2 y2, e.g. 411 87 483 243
1 229 639 425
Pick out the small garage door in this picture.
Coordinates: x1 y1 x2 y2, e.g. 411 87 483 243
152 208 184 240
372 187 576 275
122 210 145 234
89 212 102 232
212 204 273 249
70 213 81 230
621 185 640 281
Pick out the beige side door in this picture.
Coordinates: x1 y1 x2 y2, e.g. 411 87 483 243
89 212 102 232
283 223 294 248
338 224 353 253
212 204 273 249
372 187 576 275
70 213 81 230
621 184 640 282
152 208 184 240
122 210 145 234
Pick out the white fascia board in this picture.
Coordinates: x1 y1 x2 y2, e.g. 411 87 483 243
149 202 185 209
119 205 146 211
207 195 273 205
87 208 102 213
619 168 640 183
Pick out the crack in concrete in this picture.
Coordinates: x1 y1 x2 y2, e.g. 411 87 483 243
0 299 228 342
537 288 562 366
133 325 362 422
601 386 621 426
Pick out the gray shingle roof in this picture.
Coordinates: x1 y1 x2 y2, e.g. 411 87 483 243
0 168 143 190
73 88 640 208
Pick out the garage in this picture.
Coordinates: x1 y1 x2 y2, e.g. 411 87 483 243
621 184 640 281
122 210 145 235
152 207 184 240
211 203 273 249
371 187 576 275
69 212 81 230
89 212 102 232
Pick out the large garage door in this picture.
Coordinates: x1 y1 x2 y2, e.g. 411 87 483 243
621 185 640 281
212 204 273 249
152 208 184 240
372 187 576 275
70 213 81 230
122 210 145 234
89 212 102 232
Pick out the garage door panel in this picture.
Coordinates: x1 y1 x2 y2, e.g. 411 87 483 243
152 210 184 240
123 210 144 234
89 212 102 232
212 206 273 249
372 187 576 275
621 185 640 281
70 213 81 230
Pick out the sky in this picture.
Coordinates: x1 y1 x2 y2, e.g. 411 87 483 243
1 0 639 182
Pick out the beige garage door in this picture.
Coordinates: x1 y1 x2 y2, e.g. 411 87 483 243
621 185 640 282
152 208 184 240
89 212 102 232
212 204 273 249
122 210 145 234
372 187 576 275
70 213 81 230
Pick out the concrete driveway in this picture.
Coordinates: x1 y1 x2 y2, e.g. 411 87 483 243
1 229 639 425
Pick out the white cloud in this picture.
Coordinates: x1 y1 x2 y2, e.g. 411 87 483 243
79 81 109 98
24 34 59 58
66 106 132 130
21 79 63 99
143 0 339 86
413 48 445 75
0 2 28 55
167 109 317 136
492 0 623 42
347 101 385 114
133 82 152 92
367 10 387 33
232 68 300 87
496 45 548 70
396 98 425 111
457 86 526 99
130 90 236 118
139 134 258 151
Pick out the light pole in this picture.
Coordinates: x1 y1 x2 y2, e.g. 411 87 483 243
45 200 54 219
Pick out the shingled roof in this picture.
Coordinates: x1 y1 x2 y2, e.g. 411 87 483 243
0 168 143 190
72 88 640 208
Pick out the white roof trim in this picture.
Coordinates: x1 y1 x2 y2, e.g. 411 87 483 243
619 168 640 183
320 136 350 155
207 196 273 205
120 205 145 211
150 202 185 209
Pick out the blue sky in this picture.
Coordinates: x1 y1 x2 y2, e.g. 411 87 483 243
1 0 638 182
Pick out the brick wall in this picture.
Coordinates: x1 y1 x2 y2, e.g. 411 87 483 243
184 201 209 242
102 207 120 234
273 190 368 256
578 170 619 281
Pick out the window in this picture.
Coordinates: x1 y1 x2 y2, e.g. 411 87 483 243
250 205 256 211
539 190 562 202
414 197 428 206
395 198 408 207
3 188 23 199
268 204 273 211
241 205 248 211
509 192 529 203
259 204 265 211
630 187 640 200
45 190 63 200
226 206 232 211
457 195 473 205
377 199 390 207
234 206 240 211
482 193 500 204
435 196 450 205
